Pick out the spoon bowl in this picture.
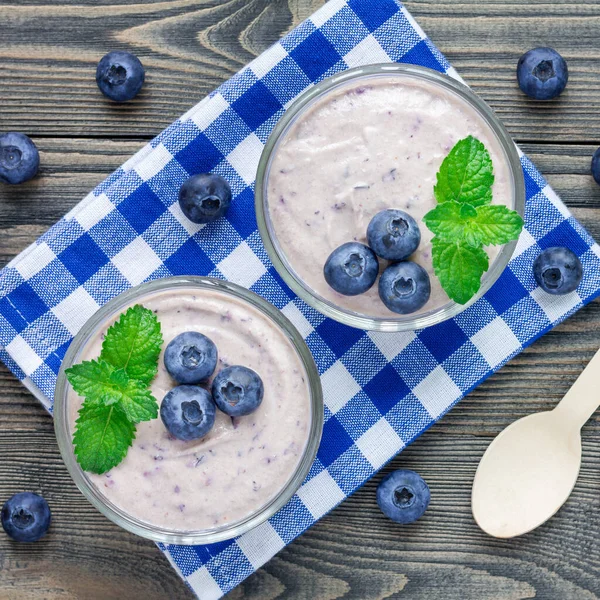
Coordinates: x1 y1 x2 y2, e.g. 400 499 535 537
472 410 581 538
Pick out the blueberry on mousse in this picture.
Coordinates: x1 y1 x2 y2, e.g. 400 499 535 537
324 242 379 296
0 133 40 184
164 331 218 384
367 209 421 261
378 261 431 314
96 51 145 102
533 247 583 295
517 48 568 101
212 365 264 417
179 173 232 224
160 385 216 441
1 492 51 542
376 470 430 524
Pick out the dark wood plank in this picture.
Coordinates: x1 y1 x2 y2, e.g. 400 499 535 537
0 0 599 141
1 0 600 598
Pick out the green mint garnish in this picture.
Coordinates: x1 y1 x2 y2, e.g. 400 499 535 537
424 136 524 304
66 305 163 474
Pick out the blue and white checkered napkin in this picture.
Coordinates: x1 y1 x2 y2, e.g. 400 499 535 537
1 0 599 597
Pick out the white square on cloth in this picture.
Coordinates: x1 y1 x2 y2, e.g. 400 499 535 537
186 567 223 600
52 287 100 336
413 365 462 419
356 418 404 469
236 522 285 569
471 316 522 369
6 336 43 377
296 470 345 520
217 242 266 288
321 361 361 414
112 238 162 286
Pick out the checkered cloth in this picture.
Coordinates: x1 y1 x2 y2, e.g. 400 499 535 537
0 0 599 597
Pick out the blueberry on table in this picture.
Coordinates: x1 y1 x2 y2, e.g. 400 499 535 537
0 133 40 185
517 47 568 101
160 385 216 441
96 51 145 102
533 247 583 295
378 261 430 314
367 209 421 261
376 470 430 524
164 331 218 384
212 366 264 417
592 148 600 186
179 173 232 224
324 242 379 296
1 492 51 542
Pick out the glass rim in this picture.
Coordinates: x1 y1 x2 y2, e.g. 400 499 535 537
54 276 324 545
255 63 526 332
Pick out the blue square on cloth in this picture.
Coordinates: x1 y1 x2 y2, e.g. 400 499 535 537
232 81 283 131
290 30 342 81
118 184 167 235
165 239 215 277
485 267 529 315
399 39 445 72
175 132 224 177
419 320 468 363
538 220 590 256
0 298 27 333
45 340 72 375
347 0 399 32
317 416 354 467
6 283 48 325
364 363 411 415
58 234 109 284
226 187 258 239
316 319 365 357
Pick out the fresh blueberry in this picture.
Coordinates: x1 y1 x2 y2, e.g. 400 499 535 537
517 48 568 101
533 247 583 295
378 261 430 314
2 492 51 542
160 385 216 441
324 242 379 296
376 470 430 524
96 51 145 102
0 133 40 185
164 331 218 384
212 366 264 417
179 173 232 224
367 209 421 261
592 148 600 186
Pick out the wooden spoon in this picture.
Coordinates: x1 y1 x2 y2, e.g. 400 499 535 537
471 348 600 538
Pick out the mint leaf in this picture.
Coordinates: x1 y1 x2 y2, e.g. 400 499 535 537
100 304 162 385
434 135 494 207
73 401 135 475
66 359 158 423
467 204 524 246
431 237 489 304
424 201 523 247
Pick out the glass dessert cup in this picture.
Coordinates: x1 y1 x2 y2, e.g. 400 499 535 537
255 64 525 332
54 276 324 545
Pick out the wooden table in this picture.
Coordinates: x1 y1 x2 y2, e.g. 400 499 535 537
1 0 599 598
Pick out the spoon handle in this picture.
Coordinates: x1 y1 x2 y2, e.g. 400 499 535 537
553 348 600 430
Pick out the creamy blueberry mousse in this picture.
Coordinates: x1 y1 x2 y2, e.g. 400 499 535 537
267 74 513 317
68 288 311 531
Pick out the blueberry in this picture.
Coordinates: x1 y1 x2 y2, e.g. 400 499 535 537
179 173 232 224
533 247 583 295
517 48 568 101
160 385 216 441
212 366 264 417
592 148 600 186
378 261 430 314
367 209 421 261
96 51 145 103
0 133 40 185
324 242 379 296
2 492 51 542
164 331 218 384
377 470 430 524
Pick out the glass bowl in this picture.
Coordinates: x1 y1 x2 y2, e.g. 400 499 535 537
54 276 323 545
255 64 525 332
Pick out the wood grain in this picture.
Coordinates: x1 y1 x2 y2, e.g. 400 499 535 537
1 0 600 598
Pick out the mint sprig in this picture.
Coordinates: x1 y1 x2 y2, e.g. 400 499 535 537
66 305 163 474
424 136 524 304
